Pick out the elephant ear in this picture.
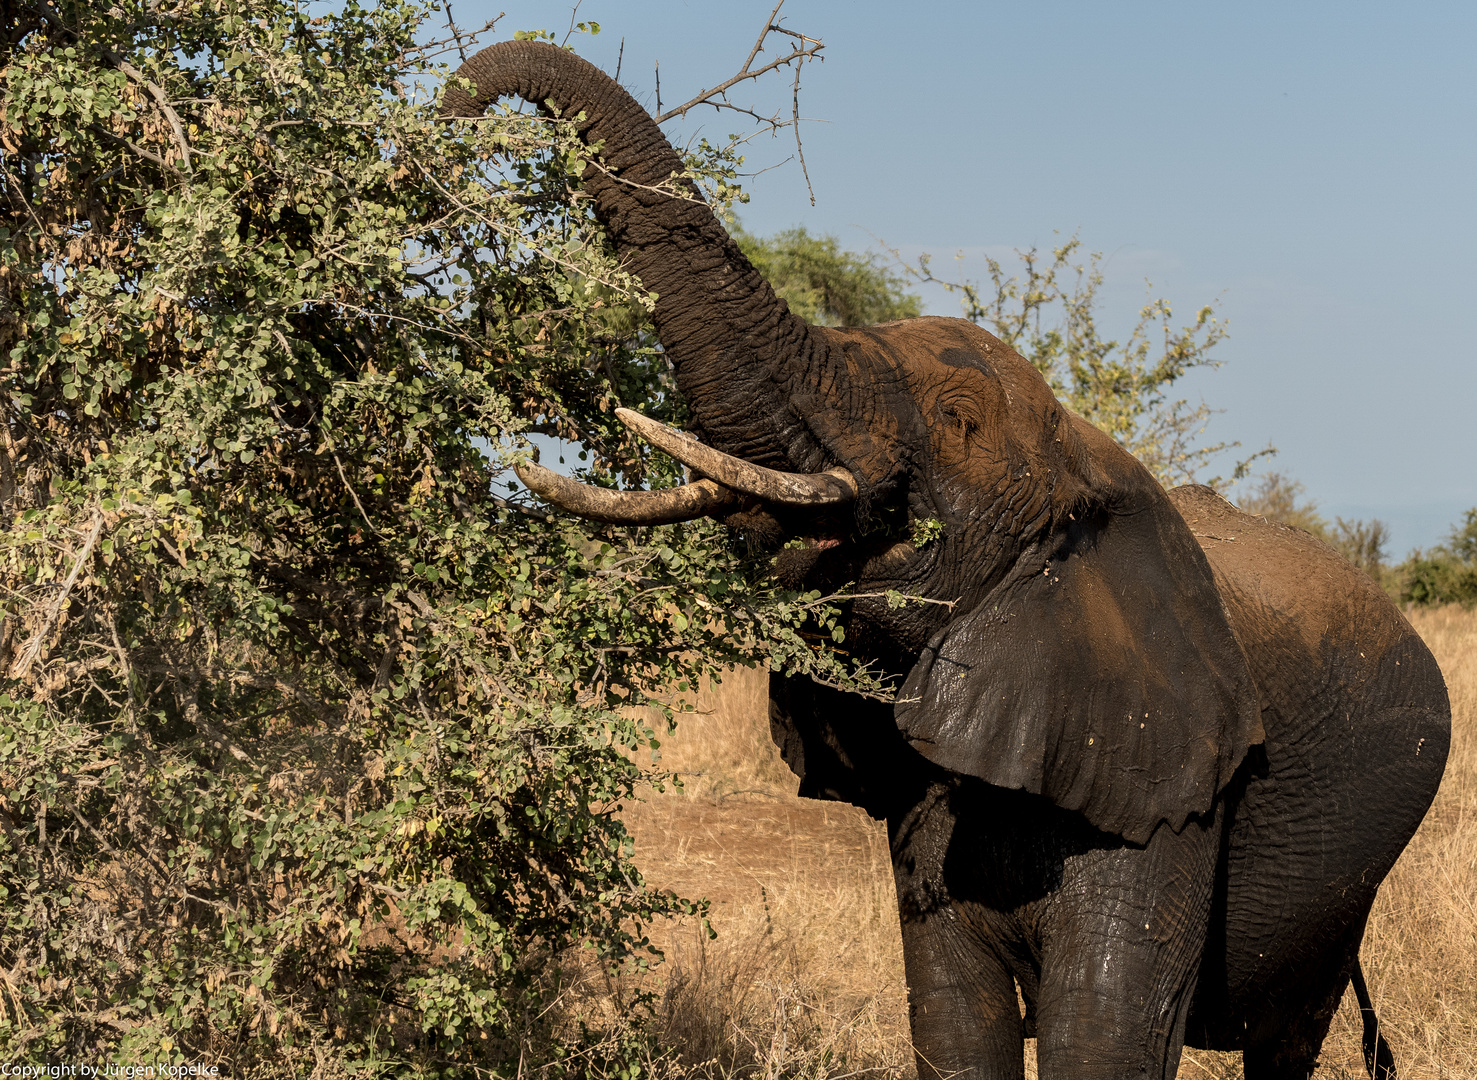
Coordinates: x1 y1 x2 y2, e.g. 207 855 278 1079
895 492 1264 845
769 674 921 819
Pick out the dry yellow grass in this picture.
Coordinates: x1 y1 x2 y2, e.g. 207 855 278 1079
617 608 1477 1079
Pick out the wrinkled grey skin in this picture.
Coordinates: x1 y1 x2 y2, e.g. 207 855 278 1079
447 41 1451 1079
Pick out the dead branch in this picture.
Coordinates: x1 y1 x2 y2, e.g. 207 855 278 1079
89 125 185 179
560 0 585 48
332 452 382 536
9 512 105 682
441 1 471 63
790 42 814 205
112 58 195 175
653 0 824 126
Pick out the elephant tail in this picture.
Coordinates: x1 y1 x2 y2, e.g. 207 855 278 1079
1350 958 1397 1080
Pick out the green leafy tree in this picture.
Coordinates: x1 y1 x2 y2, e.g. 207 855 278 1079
1398 509 1477 607
732 224 921 327
0 2 849 1073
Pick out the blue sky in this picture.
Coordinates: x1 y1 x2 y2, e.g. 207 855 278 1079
449 1 1477 555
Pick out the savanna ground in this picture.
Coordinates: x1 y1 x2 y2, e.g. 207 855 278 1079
593 606 1477 1079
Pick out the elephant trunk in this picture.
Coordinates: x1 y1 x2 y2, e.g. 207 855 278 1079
446 40 831 472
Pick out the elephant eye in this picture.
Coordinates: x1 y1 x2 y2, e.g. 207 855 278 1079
937 398 982 437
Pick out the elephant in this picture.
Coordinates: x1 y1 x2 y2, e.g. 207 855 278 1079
445 41 1451 1079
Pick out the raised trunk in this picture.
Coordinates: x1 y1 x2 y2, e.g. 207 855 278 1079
446 40 829 471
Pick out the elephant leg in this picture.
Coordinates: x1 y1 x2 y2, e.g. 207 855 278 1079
892 782 1026 1080
1033 806 1221 1080
899 910 1026 1080
1240 925 1366 1080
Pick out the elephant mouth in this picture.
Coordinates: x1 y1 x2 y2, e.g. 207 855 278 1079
774 533 923 592
509 408 932 590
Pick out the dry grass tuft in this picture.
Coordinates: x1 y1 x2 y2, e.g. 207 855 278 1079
646 894 912 1078
615 608 1477 1078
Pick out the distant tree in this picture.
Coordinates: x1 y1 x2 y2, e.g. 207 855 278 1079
1236 472 1330 535
1398 509 1477 607
1234 473 1391 581
1448 508 1477 563
1330 517 1392 579
734 224 921 327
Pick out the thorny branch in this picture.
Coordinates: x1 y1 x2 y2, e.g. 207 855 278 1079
418 6 500 63
789 34 814 205
652 0 824 135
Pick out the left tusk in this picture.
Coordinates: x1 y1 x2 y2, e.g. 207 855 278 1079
615 408 858 507
513 461 738 525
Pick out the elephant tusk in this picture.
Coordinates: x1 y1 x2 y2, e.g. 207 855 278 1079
512 460 739 525
615 408 859 507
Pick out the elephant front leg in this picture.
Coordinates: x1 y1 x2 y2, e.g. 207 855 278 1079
892 782 1028 1080
1033 806 1222 1080
898 906 1027 1080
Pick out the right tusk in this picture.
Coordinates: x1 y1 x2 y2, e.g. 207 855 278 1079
513 461 738 525
615 408 858 506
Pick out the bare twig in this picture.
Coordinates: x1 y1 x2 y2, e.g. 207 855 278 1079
653 1 824 126
798 590 957 611
91 124 186 177
116 58 194 175
575 155 707 206
261 118 377 132
791 47 814 205
0 160 58 255
444 1 469 64
408 18 502 63
333 452 381 536
560 0 584 47
106 612 137 718
743 1 788 72
490 492 552 523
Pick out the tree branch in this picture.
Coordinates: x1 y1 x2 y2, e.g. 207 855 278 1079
653 1 823 125
9 512 104 682
90 124 185 179
34 4 195 175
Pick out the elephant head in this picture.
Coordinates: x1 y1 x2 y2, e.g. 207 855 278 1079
449 41 1263 845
